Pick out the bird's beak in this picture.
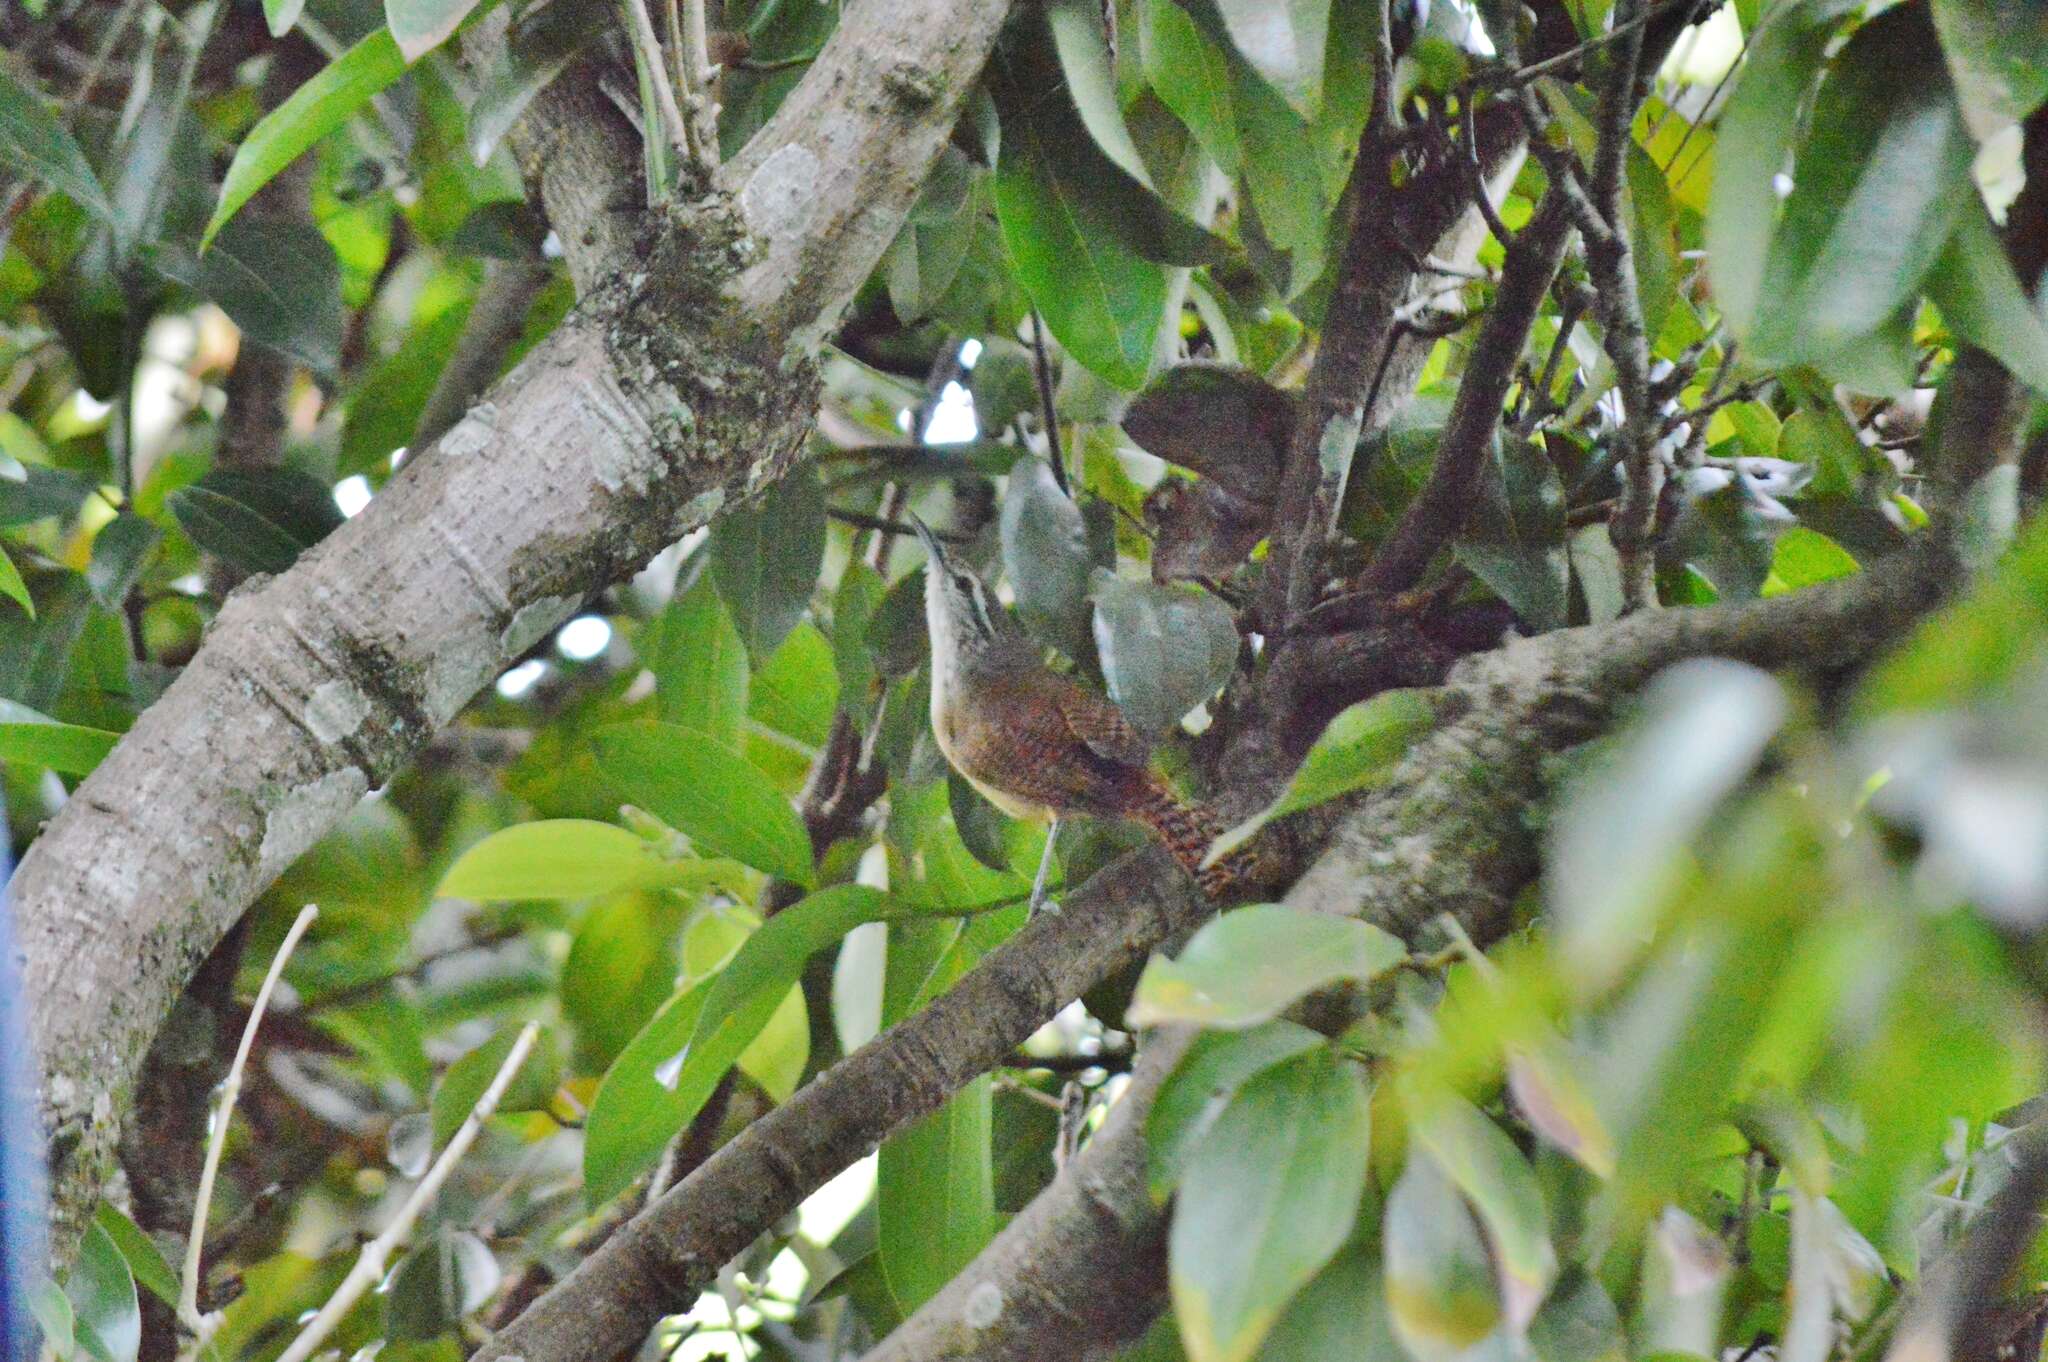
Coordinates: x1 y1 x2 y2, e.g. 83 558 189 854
906 511 942 558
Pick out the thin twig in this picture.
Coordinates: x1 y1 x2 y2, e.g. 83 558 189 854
622 0 695 165
1028 310 1070 496
275 1021 541 1362
829 506 973 543
681 0 719 166
178 904 319 1356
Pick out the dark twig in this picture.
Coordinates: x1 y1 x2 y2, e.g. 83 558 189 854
1028 309 1070 496
828 507 972 544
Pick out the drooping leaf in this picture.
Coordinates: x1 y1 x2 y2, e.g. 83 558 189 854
387 0 484 62
262 0 306 36
1000 459 1094 659
1205 688 1436 863
1383 1150 1502 1361
157 215 344 376
710 463 827 659
468 0 610 165
1454 436 1569 632
430 1024 559 1145
1090 570 1238 735
384 1226 501 1340
84 515 159 612
1140 0 1244 176
832 559 886 721
1404 1084 1558 1330
1929 0 2048 137
880 1074 999 1313
168 468 345 575
0 63 114 222
1147 1020 1324 1199
91 1205 177 1310
582 976 712 1204
1547 659 1789 993
1213 0 1331 119
1129 903 1407 1030
205 27 408 249
1748 4 1976 366
647 576 749 748
0 543 30 619
592 722 814 884
1925 194 2048 396
68 1223 140 1362
1170 1048 1372 1362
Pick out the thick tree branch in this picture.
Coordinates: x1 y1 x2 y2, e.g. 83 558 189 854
17 0 1015 1252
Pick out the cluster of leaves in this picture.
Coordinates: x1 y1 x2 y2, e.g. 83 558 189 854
5 0 2048 1357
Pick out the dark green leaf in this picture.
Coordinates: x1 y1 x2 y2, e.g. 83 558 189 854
384 1226 501 1340
449 199 546 260
1169 1048 1372 1362
1926 195 2048 396
948 769 1014 872
593 722 814 883
1749 4 1975 365
0 465 94 527
68 1222 140 1362
832 559 886 720
1000 460 1094 659
648 577 749 748
91 1204 177 1310
1089 570 1237 735
1141 0 1243 175
1214 0 1330 119
84 514 158 611
1147 1021 1324 1199
204 28 408 250
169 468 345 575
0 63 114 221
1455 436 1568 632
430 1024 559 1146
1930 0 2048 136
711 464 827 659
468 0 610 164
1130 903 1407 1029
1405 1084 1557 1328
158 216 345 375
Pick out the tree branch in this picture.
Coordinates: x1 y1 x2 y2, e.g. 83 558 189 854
18 0 1016 1254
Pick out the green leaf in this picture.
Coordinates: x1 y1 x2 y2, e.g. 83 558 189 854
84 515 159 612
438 819 721 900
68 1223 140 1362
1705 0 1850 338
1454 436 1568 632
168 468 344 576
1930 0 2048 136
0 465 94 528
92 1204 177 1309
1926 195 2048 396
750 621 840 747
203 28 408 250
1383 1149 1502 1359
263 0 307 37
880 1074 998 1313
1762 526 1859 597
1205 688 1436 863
1147 1021 1324 1199
648 577 749 748
1547 660 1789 992
0 542 31 618
30 1279 75 1358
384 1226 501 1340
582 976 714 1204
387 0 484 61
593 722 815 883
1089 570 1238 736
0 719 119 775
0 63 114 221
832 559 886 720
1141 0 1243 176
1748 4 1976 365
1638 1208 1732 1356
1214 0 1330 119
1528 1270 1627 1362
467 0 611 164
430 1024 559 1145
1169 1048 1372 1362
1000 459 1094 660
1129 903 1407 1030
710 464 827 659
156 215 344 376
1261 1242 1405 1362
1404 1085 1558 1329
737 982 808 1102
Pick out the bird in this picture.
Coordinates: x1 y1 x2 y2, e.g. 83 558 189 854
908 513 1247 913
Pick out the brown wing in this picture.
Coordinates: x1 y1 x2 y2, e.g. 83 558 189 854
1050 677 1150 768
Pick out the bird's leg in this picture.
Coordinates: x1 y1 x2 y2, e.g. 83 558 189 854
1029 817 1061 918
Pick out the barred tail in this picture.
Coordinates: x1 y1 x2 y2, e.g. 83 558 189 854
1128 777 1257 900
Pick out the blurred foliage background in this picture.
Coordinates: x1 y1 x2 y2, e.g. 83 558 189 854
7 0 2048 1358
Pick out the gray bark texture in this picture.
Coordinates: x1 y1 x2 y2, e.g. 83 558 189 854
13 0 1014 1251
